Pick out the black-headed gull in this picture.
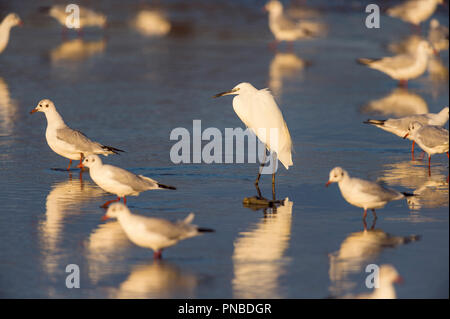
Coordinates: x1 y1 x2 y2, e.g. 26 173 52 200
102 203 214 259
358 40 434 87
387 0 444 26
326 167 414 219
264 0 325 49
364 106 449 156
342 265 403 299
30 99 124 170
0 13 22 54
82 154 176 208
404 122 449 169
428 19 449 53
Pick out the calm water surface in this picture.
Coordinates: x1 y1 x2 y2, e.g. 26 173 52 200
0 0 448 298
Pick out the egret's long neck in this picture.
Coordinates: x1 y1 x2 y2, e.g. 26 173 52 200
0 21 12 53
45 109 66 129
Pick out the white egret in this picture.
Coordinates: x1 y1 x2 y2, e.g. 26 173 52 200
214 82 293 198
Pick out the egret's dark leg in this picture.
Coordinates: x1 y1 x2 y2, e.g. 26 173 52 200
255 148 267 187
271 152 276 200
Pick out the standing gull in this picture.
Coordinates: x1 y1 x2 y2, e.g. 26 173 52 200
42 5 107 30
357 40 434 87
30 99 124 170
387 0 444 26
364 106 449 156
264 0 325 49
326 167 414 219
0 13 22 54
213 82 293 199
404 122 449 170
82 154 176 208
102 203 214 259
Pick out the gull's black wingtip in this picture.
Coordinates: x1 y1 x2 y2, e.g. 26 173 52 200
157 183 177 190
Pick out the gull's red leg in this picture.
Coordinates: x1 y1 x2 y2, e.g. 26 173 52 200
363 209 367 220
447 152 449 159
153 249 162 259
67 159 72 171
411 141 415 160
123 196 127 204
101 197 121 209
76 154 84 169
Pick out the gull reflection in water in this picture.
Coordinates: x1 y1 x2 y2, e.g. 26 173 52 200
361 88 428 117
269 53 307 97
232 198 293 298
86 220 131 285
0 77 18 137
111 261 198 299
378 161 449 211
49 38 106 63
39 177 105 275
329 220 419 297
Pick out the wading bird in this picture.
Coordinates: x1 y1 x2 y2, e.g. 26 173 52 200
30 99 124 170
213 82 293 199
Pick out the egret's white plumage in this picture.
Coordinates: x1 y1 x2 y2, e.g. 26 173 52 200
30 99 124 169
326 167 413 218
0 13 22 54
387 0 444 26
102 203 214 259
215 82 293 169
82 154 176 207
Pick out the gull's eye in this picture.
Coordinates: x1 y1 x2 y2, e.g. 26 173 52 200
92 159 95 162
86 159 89 162
45 104 49 108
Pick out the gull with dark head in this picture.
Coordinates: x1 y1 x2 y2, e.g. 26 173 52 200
30 99 124 170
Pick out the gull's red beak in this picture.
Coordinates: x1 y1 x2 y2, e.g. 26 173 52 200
325 181 332 187
394 276 404 284
18 20 23 27
101 215 109 221
29 108 37 114
403 133 409 139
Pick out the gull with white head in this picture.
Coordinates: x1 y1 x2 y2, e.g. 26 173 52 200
326 167 414 220
0 13 22 54
102 203 214 259
30 99 124 170
403 122 449 171
214 82 293 199
264 0 325 49
387 0 444 26
364 106 449 157
82 154 176 208
358 40 435 87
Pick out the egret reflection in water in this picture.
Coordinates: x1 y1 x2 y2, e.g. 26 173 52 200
268 52 307 97
328 221 419 297
232 198 293 298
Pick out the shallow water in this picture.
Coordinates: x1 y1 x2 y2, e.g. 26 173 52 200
0 1 448 298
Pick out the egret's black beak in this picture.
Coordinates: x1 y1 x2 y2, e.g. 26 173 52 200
213 88 239 98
